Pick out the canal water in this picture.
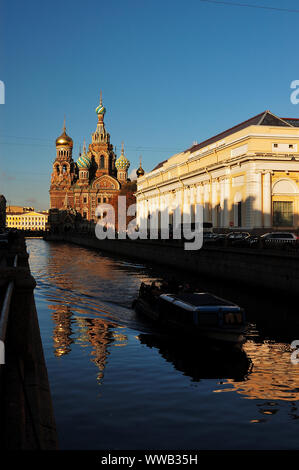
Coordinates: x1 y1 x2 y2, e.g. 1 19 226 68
26 239 299 450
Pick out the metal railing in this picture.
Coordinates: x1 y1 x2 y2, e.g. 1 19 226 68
0 255 18 365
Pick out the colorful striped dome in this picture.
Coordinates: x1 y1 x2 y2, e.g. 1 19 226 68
95 103 106 116
115 144 130 171
77 152 91 170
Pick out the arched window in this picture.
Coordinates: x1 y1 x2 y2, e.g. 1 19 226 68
272 179 297 195
55 165 60 175
100 155 105 169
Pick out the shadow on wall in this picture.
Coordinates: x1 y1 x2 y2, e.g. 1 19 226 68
48 193 298 237
137 194 298 236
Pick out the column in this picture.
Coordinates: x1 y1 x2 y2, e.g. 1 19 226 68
245 164 262 229
263 171 272 228
219 178 225 227
254 172 262 228
203 183 210 222
196 184 203 206
223 178 230 227
211 180 218 227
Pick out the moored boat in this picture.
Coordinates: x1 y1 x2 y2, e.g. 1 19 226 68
133 282 247 346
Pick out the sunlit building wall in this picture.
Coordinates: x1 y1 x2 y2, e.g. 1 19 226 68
136 111 299 231
6 210 48 230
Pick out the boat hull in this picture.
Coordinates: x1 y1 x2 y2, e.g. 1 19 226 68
134 297 246 346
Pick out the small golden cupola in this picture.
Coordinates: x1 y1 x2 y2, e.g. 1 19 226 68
136 156 145 178
56 117 73 148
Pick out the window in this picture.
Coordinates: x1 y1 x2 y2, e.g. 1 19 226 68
274 143 278 148
289 144 294 149
100 155 105 169
83 212 87 219
83 197 87 203
273 201 293 227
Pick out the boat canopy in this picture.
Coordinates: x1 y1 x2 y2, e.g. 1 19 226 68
159 293 241 312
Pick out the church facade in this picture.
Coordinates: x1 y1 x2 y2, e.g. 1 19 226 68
49 95 135 225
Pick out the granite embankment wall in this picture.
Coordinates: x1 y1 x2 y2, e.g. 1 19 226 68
0 235 58 450
45 234 299 295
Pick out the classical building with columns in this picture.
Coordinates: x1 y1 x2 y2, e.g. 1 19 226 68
136 110 299 231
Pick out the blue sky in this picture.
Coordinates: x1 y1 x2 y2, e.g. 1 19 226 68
1 0 299 209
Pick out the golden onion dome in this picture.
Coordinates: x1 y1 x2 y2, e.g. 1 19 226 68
56 119 73 147
136 166 145 177
136 157 145 177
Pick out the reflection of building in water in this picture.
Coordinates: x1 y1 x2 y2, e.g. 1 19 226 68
49 304 74 357
44 245 76 296
43 242 129 382
222 341 299 421
76 317 128 383
46 242 124 287
225 341 299 401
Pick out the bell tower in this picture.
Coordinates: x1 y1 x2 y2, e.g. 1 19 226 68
89 92 116 178
50 118 76 209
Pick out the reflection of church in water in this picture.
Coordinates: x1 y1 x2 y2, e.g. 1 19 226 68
50 305 74 358
49 93 144 223
50 303 127 383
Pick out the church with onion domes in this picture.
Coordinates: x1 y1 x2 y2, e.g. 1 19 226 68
49 94 142 225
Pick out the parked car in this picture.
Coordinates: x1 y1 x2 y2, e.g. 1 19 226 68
230 233 261 248
260 232 299 246
225 232 251 246
212 233 227 245
203 232 218 243
245 235 260 248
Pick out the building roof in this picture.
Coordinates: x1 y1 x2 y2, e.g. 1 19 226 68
152 110 299 171
6 211 48 216
6 205 34 213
